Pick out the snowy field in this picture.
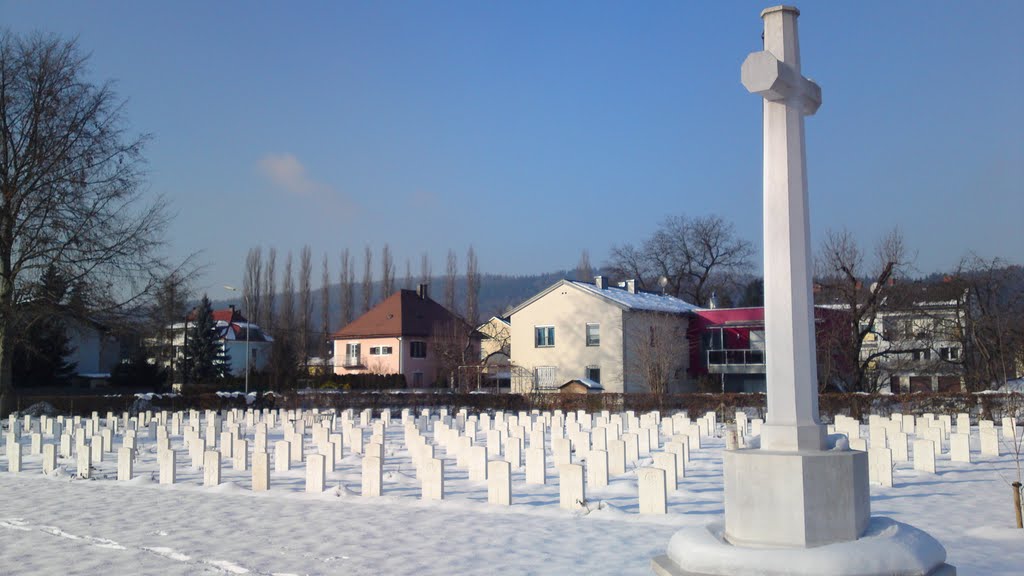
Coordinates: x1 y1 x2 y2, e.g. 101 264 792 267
2 409 1023 576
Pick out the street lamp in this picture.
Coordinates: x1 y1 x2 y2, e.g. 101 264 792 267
224 285 250 395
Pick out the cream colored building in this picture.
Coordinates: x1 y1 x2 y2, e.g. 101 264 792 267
477 316 511 360
507 276 697 394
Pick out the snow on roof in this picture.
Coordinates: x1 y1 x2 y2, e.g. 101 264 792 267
569 281 699 314
561 378 604 390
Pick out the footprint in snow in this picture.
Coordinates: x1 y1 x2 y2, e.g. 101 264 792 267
204 559 249 574
142 546 192 562
37 525 127 549
0 518 32 531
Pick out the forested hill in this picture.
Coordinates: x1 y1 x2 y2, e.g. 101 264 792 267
214 270 581 331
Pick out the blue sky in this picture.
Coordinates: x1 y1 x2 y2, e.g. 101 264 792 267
4 1 1022 295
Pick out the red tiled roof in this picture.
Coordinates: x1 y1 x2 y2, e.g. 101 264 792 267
332 289 464 339
213 309 247 323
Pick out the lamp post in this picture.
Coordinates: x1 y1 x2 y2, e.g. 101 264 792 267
224 285 250 395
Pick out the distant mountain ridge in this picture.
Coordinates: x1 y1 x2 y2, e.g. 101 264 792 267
212 270 579 332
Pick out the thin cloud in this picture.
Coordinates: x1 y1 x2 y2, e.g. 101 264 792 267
258 153 322 196
257 153 357 216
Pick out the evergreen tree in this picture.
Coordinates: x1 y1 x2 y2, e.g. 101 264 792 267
12 265 77 386
740 278 765 307
185 295 230 382
11 316 77 387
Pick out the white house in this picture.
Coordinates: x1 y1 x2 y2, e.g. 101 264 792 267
168 306 273 377
507 276 698 394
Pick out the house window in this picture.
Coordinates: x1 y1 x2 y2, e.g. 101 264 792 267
535 366 557 389
370 346 393 356
940 347 960 361
586 365 601 384
410 341 427 358
749 330 766 350
535 326 555 347
586 323 600 346
912 349 932 362
344 343 361 366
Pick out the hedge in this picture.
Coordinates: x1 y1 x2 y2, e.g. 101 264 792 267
8 390 1024 422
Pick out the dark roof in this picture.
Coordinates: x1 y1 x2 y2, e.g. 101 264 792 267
332 289 465 339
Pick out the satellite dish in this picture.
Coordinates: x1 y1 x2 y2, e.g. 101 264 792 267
658 276 669 293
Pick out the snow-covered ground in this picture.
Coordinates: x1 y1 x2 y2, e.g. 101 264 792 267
1 412 1023 575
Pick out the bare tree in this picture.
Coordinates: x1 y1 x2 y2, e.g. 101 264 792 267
628 313 687 398
149 271 194 385
262 248 277 333
577 250 593 282
404 259 413 290
298 245 313 368
421 252 431 286
381 243 394 297
814 228 914 392
339 249 353 327
243 247 263 328
466 246 480 326
271 252 297 390
320 252 331 365
432 318 477 390
362 245 373 313
0 33 180 414
945 257 1024 391
445 249 458 313
606 214 753 306
281 253 296 339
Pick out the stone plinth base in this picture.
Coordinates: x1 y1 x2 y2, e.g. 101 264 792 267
651 518 955 576
724 448 869 547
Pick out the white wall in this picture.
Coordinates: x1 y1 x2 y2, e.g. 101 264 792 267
510 283 626 393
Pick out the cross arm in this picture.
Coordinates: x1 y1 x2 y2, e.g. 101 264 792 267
741 50 821 116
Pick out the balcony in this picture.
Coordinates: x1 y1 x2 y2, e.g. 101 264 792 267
707 348 766 374
342 356 363 369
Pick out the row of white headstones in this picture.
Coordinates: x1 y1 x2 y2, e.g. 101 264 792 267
2 407 1015 512
1 407 721 514
733 410 1018 488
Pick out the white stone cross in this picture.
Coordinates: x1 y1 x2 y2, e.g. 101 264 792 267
742 5 825 452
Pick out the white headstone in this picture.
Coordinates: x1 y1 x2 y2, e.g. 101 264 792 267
159 449 176 484
274 441 291 472
638 467 668 515
421 457 444 501
558 463 585 510
868 448 893 487
468 445 488 481
252 451 269 491
526 447 546 485
362 456 382 496
8 442 22 473
652 452 678 491
950 433 971 463
42 444 57 474
912 439 936 474
233 439 249 471
980 427 1000 457
608 439 627 476
117 447 134 481
552 437 571 467
505 437 523 469
586 450 609 488
306 453 326 494
203 450 221 486
487 460 512 506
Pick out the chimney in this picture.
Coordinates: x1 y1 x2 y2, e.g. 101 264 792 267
417 282 429 300
594 275 608 290
625 279 637 294
708 291 719 309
